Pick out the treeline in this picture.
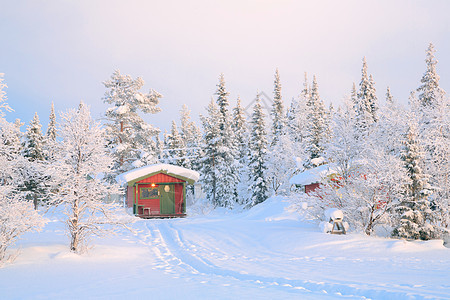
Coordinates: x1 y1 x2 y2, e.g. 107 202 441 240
0 43 448 263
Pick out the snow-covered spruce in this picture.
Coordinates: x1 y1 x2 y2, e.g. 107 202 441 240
179 104 202 171
199 100 220 206
200 74 239 208
392 117 436 240
412 43 449 233
247 94 269 206
21 112 47 209
232 97 250 204
267 69 296 196
303 75 327 168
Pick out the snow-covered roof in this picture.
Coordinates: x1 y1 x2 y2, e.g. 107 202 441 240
116 164 200 185
310 157 325 167
289 164 336 186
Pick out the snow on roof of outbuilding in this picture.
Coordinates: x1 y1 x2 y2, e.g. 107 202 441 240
116 164 200 185
289 164 336 186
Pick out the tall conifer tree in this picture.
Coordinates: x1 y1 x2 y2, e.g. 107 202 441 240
417 43 446 107
248 94 269 206
167 120 186 167
355 58 378 132
304 75 326 166
22 113 46 209
213 74 239 207
270 69 286 145
232 97 249 203
200 100 220 206
102 70 162 178
393 118 436 240
46 102 57 142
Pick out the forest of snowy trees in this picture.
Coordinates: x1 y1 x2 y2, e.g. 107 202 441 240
0 43 449 263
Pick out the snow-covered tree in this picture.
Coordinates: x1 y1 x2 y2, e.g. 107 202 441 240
270 68 286 145
232 97 250 203
179 104 201 170
358 57 378 122
0 75 45 264
266 69 296 195
213 74 239 207
392 117 436 240
412 44 449 234
46 102 57 142
166 120 186 167
22 113 45 162
266 132 296 195
354 58 378 134
376 87 407 155
248 94 269 206
304 75 327 167
310 97 408 235
385 87 394 105
48 102 131 253
21 112 46 209
416 43 446 108
103 70 162 178
155 134 163 162
200 100 221 206
286 73 309 145
43 102 58 161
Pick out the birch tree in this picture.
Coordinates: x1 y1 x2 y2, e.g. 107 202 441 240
48 102 131 253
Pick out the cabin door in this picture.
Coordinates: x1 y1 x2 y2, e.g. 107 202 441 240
159 185 175 214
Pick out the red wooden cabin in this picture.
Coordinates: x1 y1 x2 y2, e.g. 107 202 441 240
289 164 338 194
117 164 200 218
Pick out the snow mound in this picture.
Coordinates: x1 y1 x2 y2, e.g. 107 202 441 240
116 163 200 184
242 196 302 222
325 208 344 221
319 221 333 233
389 239 447 252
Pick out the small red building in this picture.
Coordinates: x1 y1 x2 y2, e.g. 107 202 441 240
289 164 336 194
117 164 200 218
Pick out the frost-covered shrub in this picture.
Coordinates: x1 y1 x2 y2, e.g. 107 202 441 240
0 75 46 264
0 193 46 264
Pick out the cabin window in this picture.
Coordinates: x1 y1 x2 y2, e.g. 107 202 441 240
140 187 159 199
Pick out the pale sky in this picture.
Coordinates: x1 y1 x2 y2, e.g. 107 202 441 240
1 0 449 132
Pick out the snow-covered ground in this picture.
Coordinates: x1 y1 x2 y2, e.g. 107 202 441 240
2 197 449 299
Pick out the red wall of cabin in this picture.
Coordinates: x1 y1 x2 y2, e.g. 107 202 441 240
137 184 161 215
133 172 186 216
137 173 184 184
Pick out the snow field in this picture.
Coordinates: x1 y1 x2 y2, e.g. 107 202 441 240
1 196 449 299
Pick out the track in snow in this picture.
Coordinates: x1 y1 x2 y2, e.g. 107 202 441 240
133 219 448 300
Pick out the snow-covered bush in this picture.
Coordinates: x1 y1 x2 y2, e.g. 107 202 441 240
300 92 408 235
0 192 46 264
0 75 46 264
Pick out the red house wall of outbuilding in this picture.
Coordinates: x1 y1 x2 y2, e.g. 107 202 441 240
305 183 321 194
